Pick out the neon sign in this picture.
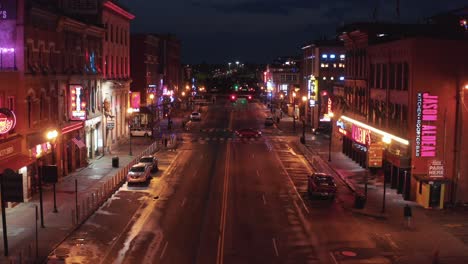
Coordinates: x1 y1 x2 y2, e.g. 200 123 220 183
415 93 438 157
130 92 140 112
352 124 371 146
0 108 16 134
0 0 16 19
70 85 86 120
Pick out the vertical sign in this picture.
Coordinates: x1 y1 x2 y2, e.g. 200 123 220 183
415 93 438 157
352 125 371 146
70 85 86 120
130 92 140 112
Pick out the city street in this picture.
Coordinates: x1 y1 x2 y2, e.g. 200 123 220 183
50 97 392 264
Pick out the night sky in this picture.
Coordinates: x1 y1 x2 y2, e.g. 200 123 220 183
119 0 467 64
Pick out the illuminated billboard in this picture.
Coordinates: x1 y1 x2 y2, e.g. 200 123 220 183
415 93 438 157
69 85 86 120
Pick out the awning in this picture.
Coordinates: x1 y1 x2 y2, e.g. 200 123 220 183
0 154 36 173
62 122 84 134
71 137 86 149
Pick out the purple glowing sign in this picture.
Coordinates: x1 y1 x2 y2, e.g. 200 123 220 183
0 48 14 53
0 0 17 19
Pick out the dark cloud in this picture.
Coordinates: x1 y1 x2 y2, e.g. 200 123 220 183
191 0 321 15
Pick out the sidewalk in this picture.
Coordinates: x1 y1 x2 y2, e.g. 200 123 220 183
0 109 188 263
267 102 468 263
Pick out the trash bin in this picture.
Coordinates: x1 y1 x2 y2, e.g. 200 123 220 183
354 193 366 209
112 156 119 168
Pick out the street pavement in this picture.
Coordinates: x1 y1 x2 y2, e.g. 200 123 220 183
0 114 185 263
268 102 468 263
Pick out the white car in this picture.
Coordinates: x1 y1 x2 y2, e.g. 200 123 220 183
127 163 151 184
190 112 201 121
130 128 152 137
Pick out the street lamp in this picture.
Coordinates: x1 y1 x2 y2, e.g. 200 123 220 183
46 129 59 213
328 112 334 162
127 108 134 156
235 61 239 68
301 96 307 144
381 136 391 213
228 62 231 70
292 92 296 131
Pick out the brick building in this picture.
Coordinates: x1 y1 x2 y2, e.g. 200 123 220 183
332 21 468 209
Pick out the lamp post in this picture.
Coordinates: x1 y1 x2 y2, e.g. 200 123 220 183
292 92 296 131
301 96 307 144
328 112 334 162
46 129 59 213
381 136 391 213
127 108 134 156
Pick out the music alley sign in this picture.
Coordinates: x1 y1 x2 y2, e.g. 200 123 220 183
415 93 438 157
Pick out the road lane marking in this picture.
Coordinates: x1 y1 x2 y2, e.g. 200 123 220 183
217 141 231 264
262 194 267 205
329 252 338 264
160 241 168 259
272 238 279 257
181 197 186 207
276 154 310 214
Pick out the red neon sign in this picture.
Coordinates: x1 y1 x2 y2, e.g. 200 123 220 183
352 124 371 145
0 108 16 134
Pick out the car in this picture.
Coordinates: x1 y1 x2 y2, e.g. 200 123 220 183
265 116 274 126
312 124 331 135
307 173 337 199
127 163 151 184
138 155 158 172
190 112 201 121
235 128 262 138
130 128 152 137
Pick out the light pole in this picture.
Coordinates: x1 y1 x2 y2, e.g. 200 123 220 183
46 129 59 213
301 96 307 144
228 62 231 70
381 137 391 213
328 112 334 162
292 92 296 131
127 108 134 156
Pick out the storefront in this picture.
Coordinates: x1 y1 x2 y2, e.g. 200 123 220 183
61 122 87 176
337 115 412 200
85 116 102 159
0 137 36 203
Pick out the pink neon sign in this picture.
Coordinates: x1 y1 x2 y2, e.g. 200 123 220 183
415 93 438 157
0 108 16 134
352 125 371 146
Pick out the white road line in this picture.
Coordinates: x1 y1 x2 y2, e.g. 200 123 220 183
329 252 338 264
181 197 186 207
272 238 279 257
277 156 310 214
262 194 267 205
160 241 168 259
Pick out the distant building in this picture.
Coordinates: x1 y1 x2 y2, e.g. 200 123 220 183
301 40 345 128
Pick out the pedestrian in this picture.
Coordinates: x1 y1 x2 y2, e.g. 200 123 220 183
404 204 412 228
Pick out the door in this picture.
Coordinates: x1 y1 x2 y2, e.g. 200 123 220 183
429 182 442 208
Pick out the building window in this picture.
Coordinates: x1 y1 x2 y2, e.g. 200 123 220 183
7 96 14 111
376 64 381 89
110 24 113 42
396 63 403 90
27 96 32 128
370 64 375 88
403 62 409 91
382 64 387 90
389 63 395 90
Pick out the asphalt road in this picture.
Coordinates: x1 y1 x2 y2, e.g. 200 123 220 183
51 97 390 264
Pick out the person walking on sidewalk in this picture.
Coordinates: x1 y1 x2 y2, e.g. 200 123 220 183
404 204 412 228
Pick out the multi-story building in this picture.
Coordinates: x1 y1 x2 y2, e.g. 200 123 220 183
263 57 301 116
333 21 468 209
0 0 105 202
130 34 159 128
101 0 134 153
301 40 345 128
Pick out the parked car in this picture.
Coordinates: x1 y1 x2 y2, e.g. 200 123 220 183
265 116 274 126
130 128 152 137
307 172 337 199
138 155 159 172
190 112 201 121
235 128 262 138
127 163 151 184
312 124 331 135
